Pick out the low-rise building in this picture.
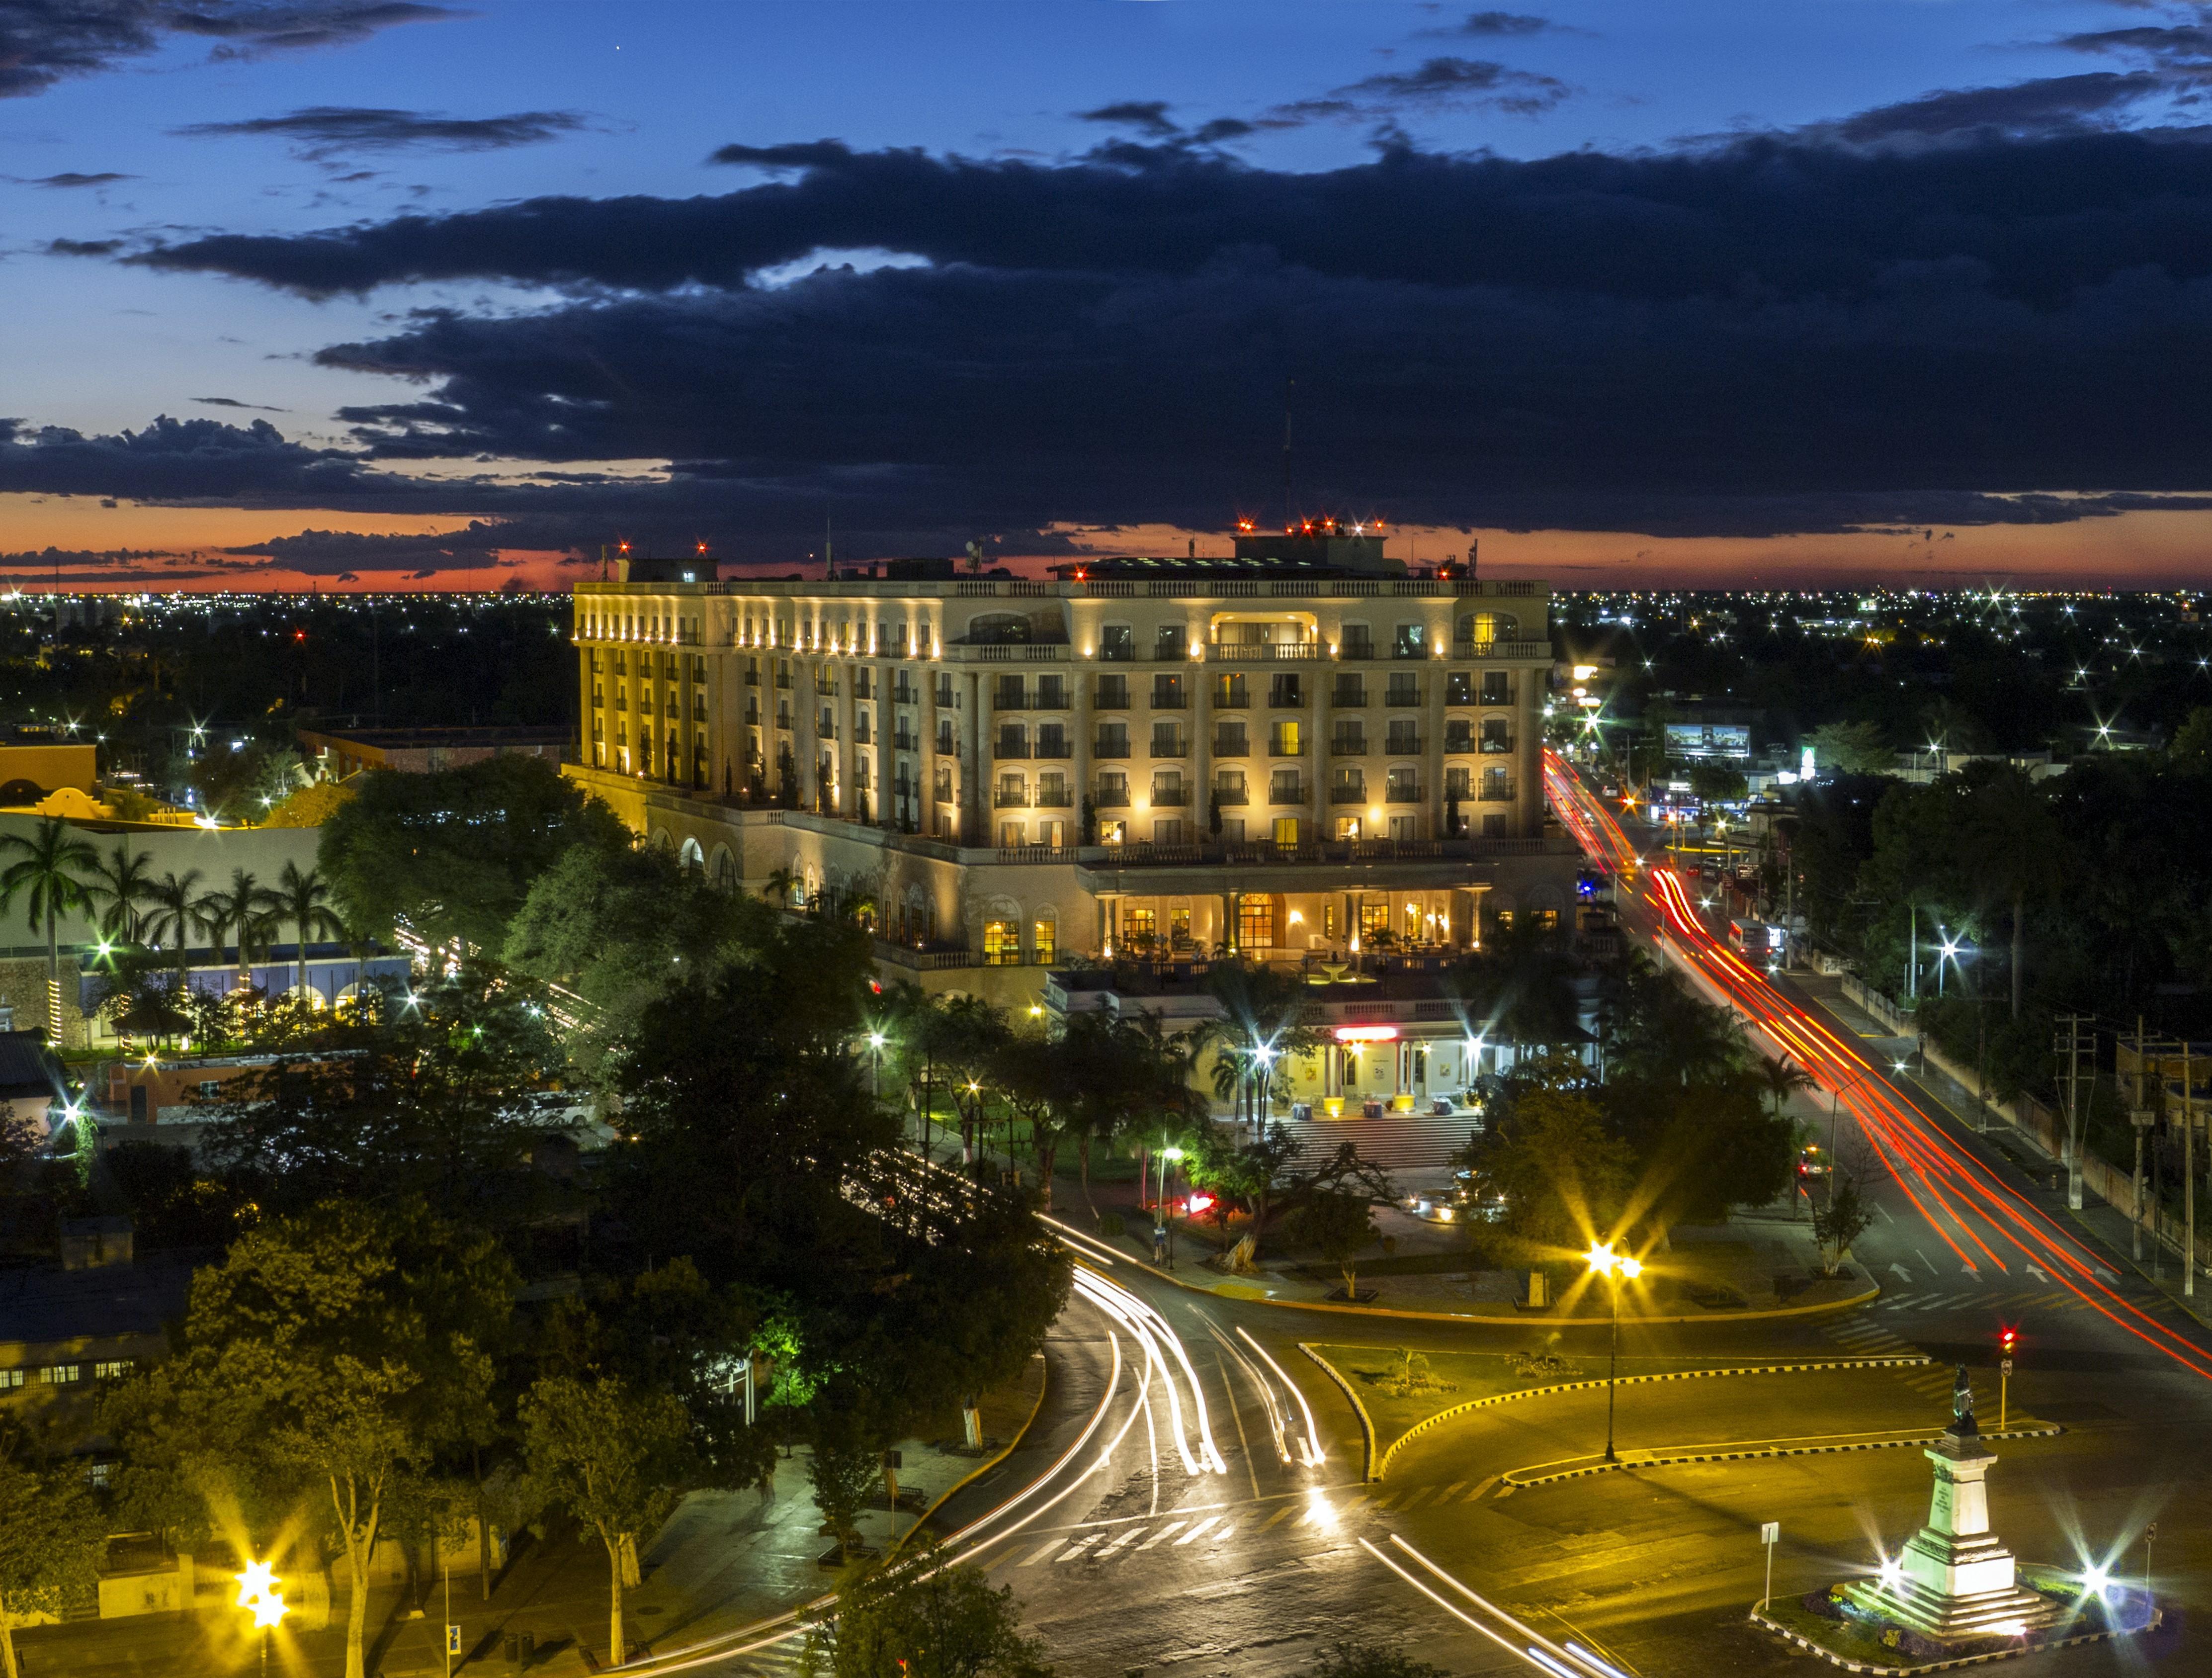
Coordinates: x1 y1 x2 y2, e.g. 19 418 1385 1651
297 723 569 779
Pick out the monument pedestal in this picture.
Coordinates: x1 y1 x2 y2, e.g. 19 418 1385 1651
1842 1410 2059 1641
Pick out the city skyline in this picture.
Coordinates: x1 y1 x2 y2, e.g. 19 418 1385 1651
9 1 2212 589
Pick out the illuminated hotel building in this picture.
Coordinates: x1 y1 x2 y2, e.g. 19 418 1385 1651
567 526 1582 1012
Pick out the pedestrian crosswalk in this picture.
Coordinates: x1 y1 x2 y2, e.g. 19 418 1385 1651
984 1482 1498 1570
1820 1317 1917 1358
1879 1289 2077 1314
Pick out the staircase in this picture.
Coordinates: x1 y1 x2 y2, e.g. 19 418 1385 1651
1275 1111 1480 1173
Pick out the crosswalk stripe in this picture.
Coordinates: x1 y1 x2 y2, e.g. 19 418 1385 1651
1263 1504 1296 1528
1398 1487 1435 1511
1367 1491 1400 1510
1096 1527 1143 1555
1437 1481 1467 1501
1136 1522 1185 1551
1466 1476 1499 1501
1175 1516 1221 1545
1018 1538 1062 1567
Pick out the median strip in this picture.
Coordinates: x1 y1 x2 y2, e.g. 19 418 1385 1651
1501 1422 2064 1491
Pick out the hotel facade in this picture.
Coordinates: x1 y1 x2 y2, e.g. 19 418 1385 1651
566 531 1584 1006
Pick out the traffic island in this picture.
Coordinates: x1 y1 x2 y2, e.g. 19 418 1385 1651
1751 1370 2156 1673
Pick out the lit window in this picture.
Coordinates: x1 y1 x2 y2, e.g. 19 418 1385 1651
94 1361 131 1381
983 920 1022 966
0 1368 22 1390
1031 919 1056 965
40 1364 80 1385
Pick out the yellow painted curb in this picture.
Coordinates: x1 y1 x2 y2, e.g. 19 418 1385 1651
1297 1342 1379 1483
1357 1352 1935 1479
1106 1240 1881 1328
888 1351 1053 1560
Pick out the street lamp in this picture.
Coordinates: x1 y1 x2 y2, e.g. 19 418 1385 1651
866 1031 885 1099
1585 1242 1644 1464
235 1559 289 1677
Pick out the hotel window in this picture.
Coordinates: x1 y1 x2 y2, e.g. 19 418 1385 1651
1036 674 1069 708
1097 673 1129 707
0 1369 21 1389
1031 917 1056 965
935 671 955 707
1097 721 1129 758
1152 622 1186 661
983 920 1023 965
1360 900 1390 944
1212 673 1248 707
998 820 1026 848
1124 907 1157 951
1237 897 1276 950
1445 719 1473 753
1331 767 1365 802
1170 906 1191 948
94 1361 131 1381
1273 816 1301 848
1446 671 1474 704
41 1364 80 1385
1153 817 1186 844
1214 721 1248 757
1099 817 1126 844
1268 672 1304 707
995 675 1026 709
936 718 956 754
1213 768 1248 804
1333 673 1366 707
1480 671 1513 705
1151 721 1185 758
1269 769 1304 804
1481 717 1514 754
1340 622 1374 659
1385 720 1420 755
1386 672 1421 706
1097 770 1129 805
1446 766 1471 799
1101 624 1134 661
934 764 954 802
1151 672 1185 707
1332 723 1366 755
1270 720 1302 756
1386 767 1421 802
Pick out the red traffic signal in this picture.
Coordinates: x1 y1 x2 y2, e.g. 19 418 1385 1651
1998 1327 2018 1352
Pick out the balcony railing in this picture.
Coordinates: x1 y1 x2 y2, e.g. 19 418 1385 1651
1385 735 1423 755
1095 788 1131 806
1478 778 1517 801
1094 741 1131 758
1212 740 1249 757
1385 782 1424 803
1330 738 1368 757
1205 640 1324 662
1450 638 1552 659
1328 785 1368 805
1150 741 1189 758
1268 784 1306 805
1034 741 1073 759
1479 739 1515 755
994 791 1031 808
1212 789 1250 806
1034 789 1073 808
1268 738 1308 757
994 742 1031 759
1150 787 1192 807
1149 692 1189 709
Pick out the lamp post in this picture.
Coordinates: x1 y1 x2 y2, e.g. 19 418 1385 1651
235 1560 289 1678
866 1031 885 1101
1585 1242 1643 1463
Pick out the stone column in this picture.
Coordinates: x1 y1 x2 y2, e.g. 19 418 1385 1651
921 666 939 837
1310 658 1328 842
1073 658 1093 845
1194 660 1213 845
838 659 857 817
961 670 982 845
873 659 893 829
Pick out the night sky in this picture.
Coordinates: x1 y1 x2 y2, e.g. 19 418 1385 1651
8 1 2212 588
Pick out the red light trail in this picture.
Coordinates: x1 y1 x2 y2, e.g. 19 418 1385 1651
1544 750 2212 1382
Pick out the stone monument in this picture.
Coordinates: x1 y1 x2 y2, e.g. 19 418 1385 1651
1843 1365 2061 1640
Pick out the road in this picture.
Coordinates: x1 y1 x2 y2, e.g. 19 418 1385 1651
686 761 2212 1678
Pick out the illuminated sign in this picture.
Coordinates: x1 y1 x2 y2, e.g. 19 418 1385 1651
1333 1025 1400 1042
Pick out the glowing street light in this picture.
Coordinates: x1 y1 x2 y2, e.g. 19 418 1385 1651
235 1560 288 1675
1585 1242 1644 1463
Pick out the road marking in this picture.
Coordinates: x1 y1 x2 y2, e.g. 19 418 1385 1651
1890 1263 1914 1283
2026 1264 2048 1283
2095 1266 2119 1282
1963 1264 1982 1279
1465 1476 1499 1501
1915 1247 1939 1276
1398 1487 1436 1511
1175 1516 1220 1545
1095 1527 1144 1555
1262 1504 1296 1529
1054 1534 1102 1562
1018 1538 1064 1567
1436 1481 1467 1502
1367 1491 1400 1510
1136 1522 1185 1551
1876 1202 1895 1223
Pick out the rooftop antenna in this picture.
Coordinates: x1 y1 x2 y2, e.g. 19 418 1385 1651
1282 377 1295 529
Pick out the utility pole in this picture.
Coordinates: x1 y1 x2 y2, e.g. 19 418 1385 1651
2053 1013 2092 1211
2131 1018 2151 1262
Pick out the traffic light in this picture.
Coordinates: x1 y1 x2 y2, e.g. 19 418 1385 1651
1998 1326 2018 1355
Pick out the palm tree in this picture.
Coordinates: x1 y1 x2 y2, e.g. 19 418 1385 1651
0 816 98 1041
84 840 156 944
1758 1052 1816 1121
273 860 345 1007
142 869 208 992
195 868 281 995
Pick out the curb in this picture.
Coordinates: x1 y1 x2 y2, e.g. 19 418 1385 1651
1749 1603 2157 1674
1504 1423 2065 1489
1298 1342 1379 1482
890 1350 1052 1560
1103 1239 1881 1328
1360 1354 1932 1480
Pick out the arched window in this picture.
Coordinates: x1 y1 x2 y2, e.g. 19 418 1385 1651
710 846 737 891
1457 611 1518 647
679 836 705 874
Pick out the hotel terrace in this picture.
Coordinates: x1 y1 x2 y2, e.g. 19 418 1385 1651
567 525 1584 1009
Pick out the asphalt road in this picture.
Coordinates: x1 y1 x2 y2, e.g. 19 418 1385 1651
706 764 2212 1678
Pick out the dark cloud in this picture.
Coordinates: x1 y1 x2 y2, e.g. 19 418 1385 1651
0 2 459 98
47 237 122 256
172 105 592 160
63 124 2212 553
0 413 386 501
7 170 132 186
1075 100 1181 139
1420 11 1558 38
223 524 503 572
1824 72 2172 144
1268 56 1572 125
191 395 289 411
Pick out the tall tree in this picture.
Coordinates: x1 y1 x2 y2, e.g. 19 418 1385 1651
83 839 155 944
519 1375 693 1669
0 816 97 1039
272 860 345 1005
0 1446 103 1678
319 755 627 953
161 1202 512 1678
141 867 208 992
803 1550 1053 1678
194 867 280 995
